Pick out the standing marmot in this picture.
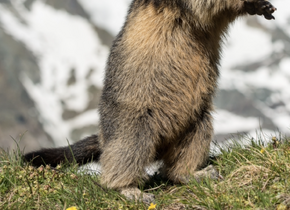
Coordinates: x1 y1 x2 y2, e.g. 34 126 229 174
25 0 276 203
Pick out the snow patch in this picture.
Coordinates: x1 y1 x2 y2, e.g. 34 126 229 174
280 58 290 77
210 129 277 156
214 110 260 134
221 19 272 69
78 0 131 36
0 1 108 146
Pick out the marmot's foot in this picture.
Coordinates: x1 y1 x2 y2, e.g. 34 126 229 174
193 165 223 182
174 165 223 184
120 187 155 204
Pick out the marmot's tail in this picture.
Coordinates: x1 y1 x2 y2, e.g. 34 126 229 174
24 135 101 167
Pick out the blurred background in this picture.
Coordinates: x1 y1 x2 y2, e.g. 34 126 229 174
0 0 289 153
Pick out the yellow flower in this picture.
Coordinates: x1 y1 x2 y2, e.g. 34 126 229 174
148 203 157 210
260 148 265 154
66 207 77 210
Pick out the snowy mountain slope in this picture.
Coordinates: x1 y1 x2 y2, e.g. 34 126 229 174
218 0 290 136
0 0 108 147
0 0 288 151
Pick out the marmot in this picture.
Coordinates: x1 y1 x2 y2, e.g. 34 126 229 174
25 0 276 203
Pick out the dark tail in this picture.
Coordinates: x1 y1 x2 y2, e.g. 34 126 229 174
24 135 101 167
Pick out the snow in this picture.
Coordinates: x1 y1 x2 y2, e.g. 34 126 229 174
210 128 278 156
0 1 108 146
280 58 290 77
213 110 260 134
78 162 101 175
221 19 272 69
78 0 131 36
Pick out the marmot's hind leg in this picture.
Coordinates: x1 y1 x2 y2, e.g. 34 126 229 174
99 119 157 203
162 113 219 183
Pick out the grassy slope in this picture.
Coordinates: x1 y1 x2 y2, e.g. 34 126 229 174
0 135 290 210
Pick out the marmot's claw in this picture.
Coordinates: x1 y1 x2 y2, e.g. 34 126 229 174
245 0 277 20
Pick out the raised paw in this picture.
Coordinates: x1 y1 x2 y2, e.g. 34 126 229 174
244 0 277 20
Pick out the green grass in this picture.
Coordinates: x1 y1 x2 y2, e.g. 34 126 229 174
1 134 290 210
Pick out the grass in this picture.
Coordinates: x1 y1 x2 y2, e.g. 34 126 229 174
0 134 290 210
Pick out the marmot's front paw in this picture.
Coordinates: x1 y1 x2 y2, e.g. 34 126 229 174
244 0 277 20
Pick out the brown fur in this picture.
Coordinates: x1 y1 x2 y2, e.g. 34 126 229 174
24 0 276 202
